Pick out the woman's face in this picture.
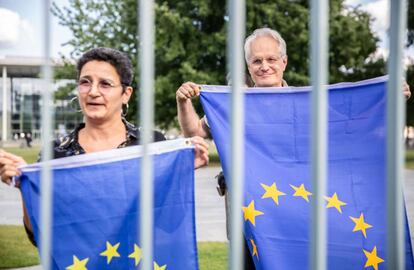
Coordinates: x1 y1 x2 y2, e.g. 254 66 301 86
78 60 132 124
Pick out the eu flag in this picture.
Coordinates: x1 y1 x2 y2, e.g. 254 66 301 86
200 77 414 270
20 139 198 270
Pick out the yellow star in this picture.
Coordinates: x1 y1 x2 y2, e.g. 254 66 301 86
128 244 142 266
290 184 312 202
349 213 373 238
261 182 286 205
363 246 384 270
66 255 89 270
100 241 121 264
250 239 259 259
242 200 264 226
324 192 347 213
154 261 167 270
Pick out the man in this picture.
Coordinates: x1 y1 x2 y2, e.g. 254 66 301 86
176 27 411 269
176 27 288 270
176 28 289 138
176 27 411 133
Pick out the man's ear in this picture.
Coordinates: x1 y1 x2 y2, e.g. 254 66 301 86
282 55 288 71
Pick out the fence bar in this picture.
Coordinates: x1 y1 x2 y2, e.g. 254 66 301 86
40 0 54 270
2 67 7 141
227 0 245 269
138 0 155 269
309 0 329 270
386 0 407 269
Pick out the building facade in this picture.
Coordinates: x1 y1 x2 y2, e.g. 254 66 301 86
1 56 82 142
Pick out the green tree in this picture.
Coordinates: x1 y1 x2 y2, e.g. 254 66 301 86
53 59 77 101
52 0 227 128
408 0 414 47
52 0 380 128
245 0 379 85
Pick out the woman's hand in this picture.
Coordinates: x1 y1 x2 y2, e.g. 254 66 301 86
190 136 209 169
0 150 27 187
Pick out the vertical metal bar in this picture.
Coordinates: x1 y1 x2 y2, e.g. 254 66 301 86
227 0 245 269
40 0 53 270
309 0 329 270
138 0 155 269
2 67 7 141
386 0 407 269
20 94 24 134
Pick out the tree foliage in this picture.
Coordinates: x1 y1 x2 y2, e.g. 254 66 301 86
408 0 414 47
52 0 381 128
53 58 77 101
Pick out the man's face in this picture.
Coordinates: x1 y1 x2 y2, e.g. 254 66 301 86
247 36 288 87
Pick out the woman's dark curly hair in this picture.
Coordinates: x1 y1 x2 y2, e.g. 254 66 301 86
77 47 133 89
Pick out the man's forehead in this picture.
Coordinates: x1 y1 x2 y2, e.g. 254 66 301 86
250 51 281 57
250 49 281 58
250 37 281 56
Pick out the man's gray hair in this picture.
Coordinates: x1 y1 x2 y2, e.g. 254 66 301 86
244 28 287 63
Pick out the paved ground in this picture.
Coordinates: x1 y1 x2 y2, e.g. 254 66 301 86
194 166 227 241
1 166 414 269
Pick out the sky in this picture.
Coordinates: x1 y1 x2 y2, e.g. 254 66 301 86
0 0 412 61
345 0 413 62
0 0 72 58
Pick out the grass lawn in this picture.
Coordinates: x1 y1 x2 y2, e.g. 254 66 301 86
198 242 228 270
2 146 40 164
406 149 414 169
208 142 221 166
0 225 39 269
0 225 227 269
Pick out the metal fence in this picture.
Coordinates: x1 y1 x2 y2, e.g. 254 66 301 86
35 0 408 269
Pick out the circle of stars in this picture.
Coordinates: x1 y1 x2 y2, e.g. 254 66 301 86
241 180 384 269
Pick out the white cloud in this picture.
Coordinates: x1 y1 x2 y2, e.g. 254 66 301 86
0 8 34 48
363 0 389 36
344 0 364 7
370 47 389 60
0 8 20 46
345 0 392 60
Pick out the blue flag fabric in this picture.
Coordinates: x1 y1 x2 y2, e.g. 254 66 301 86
200 77 414 270
20 139 198 270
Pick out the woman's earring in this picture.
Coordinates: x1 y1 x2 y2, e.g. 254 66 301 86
122 103 129 117
70 96 82 113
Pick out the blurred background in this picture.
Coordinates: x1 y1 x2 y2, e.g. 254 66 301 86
0 0 413 142
0 1 413 269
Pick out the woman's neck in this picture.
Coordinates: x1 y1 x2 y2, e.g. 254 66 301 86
78 117 127 152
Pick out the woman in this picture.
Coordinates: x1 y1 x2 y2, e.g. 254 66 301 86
0 47 209 245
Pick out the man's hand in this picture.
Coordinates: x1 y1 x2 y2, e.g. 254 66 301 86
404 81 411 100
0 150 26 187
176 82 201 103
190 136 209 169
176 81 209 138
